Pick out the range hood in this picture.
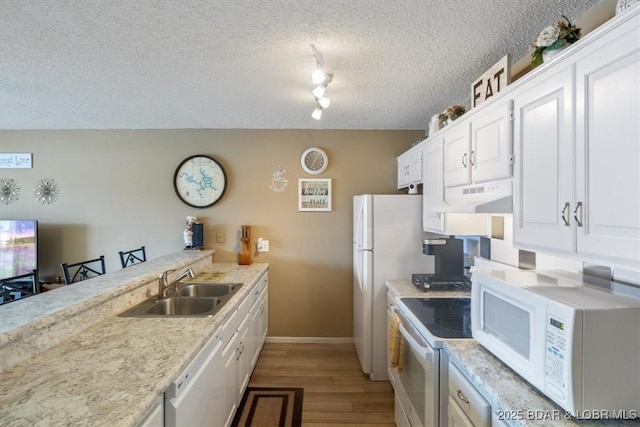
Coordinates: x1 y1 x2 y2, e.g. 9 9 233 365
432 181 512 214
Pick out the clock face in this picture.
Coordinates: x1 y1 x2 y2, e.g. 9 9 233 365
301 147 328 175
173 155 227 208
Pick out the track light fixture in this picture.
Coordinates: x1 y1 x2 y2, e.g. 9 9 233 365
312 105 323 120
310 45 333 120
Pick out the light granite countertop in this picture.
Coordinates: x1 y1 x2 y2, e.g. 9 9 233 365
0 258 269 427
387 280 638 426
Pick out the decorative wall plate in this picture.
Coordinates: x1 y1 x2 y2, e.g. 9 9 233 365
173 155 227 208
34 178 59 205
0 178 20 205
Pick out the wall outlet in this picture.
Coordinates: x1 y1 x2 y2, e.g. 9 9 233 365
257 238 269 252
216 231 225 243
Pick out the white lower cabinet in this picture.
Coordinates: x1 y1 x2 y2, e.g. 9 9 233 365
249 273 268 370
237 313 251 398
137 396 163 427
223 328 239 427
448 362 490 427
224 272 269 427
163 271 270 427
491 411 510 427
255 284 268 357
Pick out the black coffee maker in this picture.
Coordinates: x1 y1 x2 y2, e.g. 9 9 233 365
412 237 470 291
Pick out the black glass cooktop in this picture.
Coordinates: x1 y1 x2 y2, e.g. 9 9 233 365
400 297 472 339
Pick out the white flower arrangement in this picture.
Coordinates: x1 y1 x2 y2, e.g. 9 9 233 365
531 15 581 68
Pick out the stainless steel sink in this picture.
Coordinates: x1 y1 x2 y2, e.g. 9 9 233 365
147 297 222 315
120 296 222 317
176 282 242 298
119 282 243 318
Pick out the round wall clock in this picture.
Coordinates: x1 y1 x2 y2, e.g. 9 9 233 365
173 155 227 208
301 147 328 175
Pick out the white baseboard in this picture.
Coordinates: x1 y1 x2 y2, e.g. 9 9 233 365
265 336 354 344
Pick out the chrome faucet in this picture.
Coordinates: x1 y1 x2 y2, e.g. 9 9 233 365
157 268 194 299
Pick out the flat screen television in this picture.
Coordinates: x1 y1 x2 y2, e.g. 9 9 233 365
0 220 38 281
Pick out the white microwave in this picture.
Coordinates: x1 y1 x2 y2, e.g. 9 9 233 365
471 269 640 418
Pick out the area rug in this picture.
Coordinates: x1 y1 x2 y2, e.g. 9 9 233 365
231 387 304 427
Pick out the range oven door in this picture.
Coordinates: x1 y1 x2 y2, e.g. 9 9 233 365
389 307 439 427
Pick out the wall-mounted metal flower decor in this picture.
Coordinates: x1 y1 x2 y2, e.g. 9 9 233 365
0 178 20 205
34 178 59 205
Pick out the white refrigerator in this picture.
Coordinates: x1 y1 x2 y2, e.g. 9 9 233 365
353 194 429 381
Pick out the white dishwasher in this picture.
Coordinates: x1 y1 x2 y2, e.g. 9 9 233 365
164 332 225 427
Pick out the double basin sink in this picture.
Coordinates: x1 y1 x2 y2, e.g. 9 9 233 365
119 281 243 318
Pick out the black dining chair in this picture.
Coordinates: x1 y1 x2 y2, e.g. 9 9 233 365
119 246 146 268
0 269 39 305
61 256 106 285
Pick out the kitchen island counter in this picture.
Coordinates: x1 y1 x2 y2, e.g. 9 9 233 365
0 258 269 427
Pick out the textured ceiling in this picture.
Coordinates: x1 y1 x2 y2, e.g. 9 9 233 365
0 0 601 130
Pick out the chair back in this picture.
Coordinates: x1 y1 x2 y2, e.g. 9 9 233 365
0 269 39 305
61 256 106 284
119 246 146 268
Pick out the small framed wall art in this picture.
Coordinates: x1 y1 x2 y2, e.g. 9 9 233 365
298 178 332 212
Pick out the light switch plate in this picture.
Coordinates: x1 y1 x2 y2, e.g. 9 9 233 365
216 231 225 243
257 239 269 252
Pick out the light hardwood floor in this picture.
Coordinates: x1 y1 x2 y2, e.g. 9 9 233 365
249 342 395 427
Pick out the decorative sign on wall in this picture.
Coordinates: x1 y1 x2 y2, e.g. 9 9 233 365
0 153 32 169
298 178 332 212
471 55 511 108
269 165 289 192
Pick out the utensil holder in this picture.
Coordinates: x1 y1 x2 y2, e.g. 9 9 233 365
239 225 252 265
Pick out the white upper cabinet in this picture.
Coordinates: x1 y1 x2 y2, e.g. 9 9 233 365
422 136 491 236
574 12 640 264
397 141 424 189
443 120 472 187
513 64 574 252
514 9 640 267
422 138 445 233
443 101 513 189
470 100 513 184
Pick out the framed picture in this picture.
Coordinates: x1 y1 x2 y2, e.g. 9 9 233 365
298 178 332 212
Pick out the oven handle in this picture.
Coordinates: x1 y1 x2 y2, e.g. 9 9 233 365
391 306 434 359
398 321 431 360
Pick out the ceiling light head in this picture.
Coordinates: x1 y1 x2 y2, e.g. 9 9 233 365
312 107 323 120
323 73 333 85
317 97 331 109
311 69 326 85
312 85 326 98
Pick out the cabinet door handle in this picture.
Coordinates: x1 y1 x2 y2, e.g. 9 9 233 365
456 389 469 404
461 153 468 168
561 202 570 226
574 201 583 227
470 150 475 167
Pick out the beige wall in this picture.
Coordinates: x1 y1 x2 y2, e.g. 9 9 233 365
0 129 423 337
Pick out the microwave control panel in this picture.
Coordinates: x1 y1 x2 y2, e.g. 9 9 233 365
545 316 568 398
